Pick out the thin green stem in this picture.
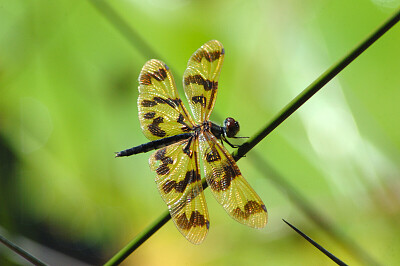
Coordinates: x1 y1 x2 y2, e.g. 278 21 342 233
233 8 400 161
88 0 164 61
0 234 48 266
104 8 400 265
104 212 170 266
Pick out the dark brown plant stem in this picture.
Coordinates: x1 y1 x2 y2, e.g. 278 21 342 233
250 152 379 265
283 219 348 266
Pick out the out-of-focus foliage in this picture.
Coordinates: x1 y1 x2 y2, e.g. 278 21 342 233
0 0 400 265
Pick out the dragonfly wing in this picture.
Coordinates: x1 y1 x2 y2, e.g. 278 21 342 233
138 59 195 141
150 137 209 244
199 130 267 228
183 40 224 123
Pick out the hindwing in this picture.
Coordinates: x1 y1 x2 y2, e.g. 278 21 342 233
149 138 209 244
199 130 268 228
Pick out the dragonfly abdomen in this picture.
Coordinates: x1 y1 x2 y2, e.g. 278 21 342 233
116 133 193 157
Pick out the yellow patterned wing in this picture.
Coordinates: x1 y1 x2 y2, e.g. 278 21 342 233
183 40 224 124
138 59 195 141
199 130 268 228
149 138 209 244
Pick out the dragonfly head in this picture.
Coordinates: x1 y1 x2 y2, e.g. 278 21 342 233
224 117 240 138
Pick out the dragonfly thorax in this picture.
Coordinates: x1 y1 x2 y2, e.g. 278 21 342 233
208 117 240 140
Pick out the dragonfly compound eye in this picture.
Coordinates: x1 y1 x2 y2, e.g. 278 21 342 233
224 117 240 138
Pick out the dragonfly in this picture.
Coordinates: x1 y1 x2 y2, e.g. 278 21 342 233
116 40 268 244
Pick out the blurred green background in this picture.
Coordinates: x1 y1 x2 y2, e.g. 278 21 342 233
1 0 400 265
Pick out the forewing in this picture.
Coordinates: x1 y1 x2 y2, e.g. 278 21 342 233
183 40 224 123
138 59 195 141
149 138 209 244
199 131 268 228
